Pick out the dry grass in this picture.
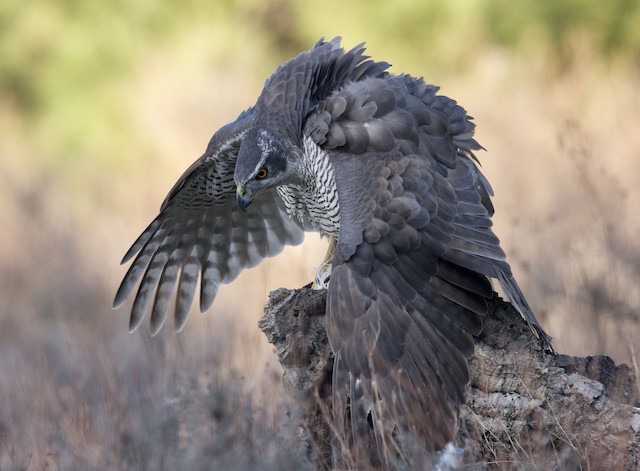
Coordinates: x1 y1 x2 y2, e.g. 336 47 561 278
1 36 638 469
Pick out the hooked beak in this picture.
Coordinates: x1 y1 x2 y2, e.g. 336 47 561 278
236 185 253 211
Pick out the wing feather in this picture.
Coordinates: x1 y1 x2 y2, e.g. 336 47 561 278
322 71 550 454
328 150 494 452
113 111 307 334
174 250 199 330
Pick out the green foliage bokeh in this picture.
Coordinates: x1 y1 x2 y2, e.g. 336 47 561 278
1 0 639 170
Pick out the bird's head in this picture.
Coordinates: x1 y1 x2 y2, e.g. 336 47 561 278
234 127 302 210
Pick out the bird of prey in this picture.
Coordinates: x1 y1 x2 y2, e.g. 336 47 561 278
114 38 551 464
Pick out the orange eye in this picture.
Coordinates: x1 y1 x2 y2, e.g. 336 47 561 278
256 167 268 180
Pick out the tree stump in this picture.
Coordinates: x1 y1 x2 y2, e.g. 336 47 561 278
259 285 640 470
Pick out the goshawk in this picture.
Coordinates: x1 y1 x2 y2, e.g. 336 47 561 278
114 38 551 459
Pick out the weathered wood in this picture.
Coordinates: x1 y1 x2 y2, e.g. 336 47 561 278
259 285 640 470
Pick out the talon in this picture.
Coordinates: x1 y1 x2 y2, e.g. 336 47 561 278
312 239 336 289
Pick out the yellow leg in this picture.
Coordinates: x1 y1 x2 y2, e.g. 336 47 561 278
312 238 336 290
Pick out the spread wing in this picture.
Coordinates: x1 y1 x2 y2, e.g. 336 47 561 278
308 75 546 456
113 110 306 335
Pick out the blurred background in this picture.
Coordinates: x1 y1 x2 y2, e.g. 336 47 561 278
1 0 639 469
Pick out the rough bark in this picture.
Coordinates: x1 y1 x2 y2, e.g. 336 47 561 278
259 285 640 470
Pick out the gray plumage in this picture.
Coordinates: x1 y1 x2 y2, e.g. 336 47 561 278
114 38 552 463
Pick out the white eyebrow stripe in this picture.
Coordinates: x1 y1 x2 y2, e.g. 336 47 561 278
252 130 273 176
